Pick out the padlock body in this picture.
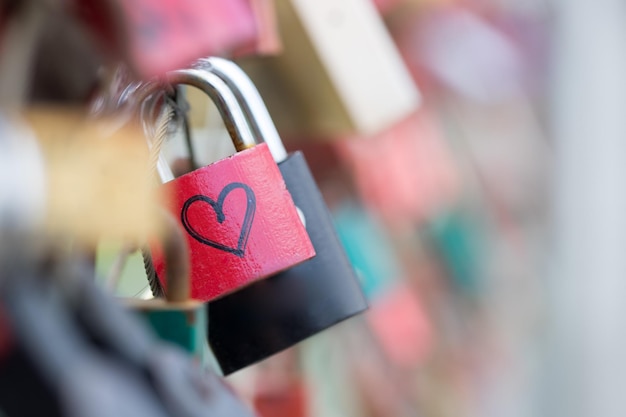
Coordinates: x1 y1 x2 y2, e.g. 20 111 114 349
207 151 367 375
152 144 315 301
130 300 207 359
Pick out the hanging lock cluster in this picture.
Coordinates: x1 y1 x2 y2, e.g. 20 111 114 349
123 59 367 375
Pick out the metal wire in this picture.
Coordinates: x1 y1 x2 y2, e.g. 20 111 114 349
141 104 176 298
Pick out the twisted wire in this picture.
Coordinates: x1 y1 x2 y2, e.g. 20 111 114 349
142 104 176 298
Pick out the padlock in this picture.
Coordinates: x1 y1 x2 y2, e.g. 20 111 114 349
332 200 401 301
133 68 316 302
193 58 368 375
0 265 171 417
125 210 206 359
0 252 258 417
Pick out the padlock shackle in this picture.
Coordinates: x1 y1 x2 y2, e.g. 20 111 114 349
168 69 258 152
194 58 289 163
133 69 257 152
159 209 191 303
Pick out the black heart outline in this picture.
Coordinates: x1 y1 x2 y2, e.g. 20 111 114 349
180 182 256 257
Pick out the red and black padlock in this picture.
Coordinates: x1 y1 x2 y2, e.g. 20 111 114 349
135 68 316 302
193 58 369 375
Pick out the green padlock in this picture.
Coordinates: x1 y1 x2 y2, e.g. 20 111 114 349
125 211 206 359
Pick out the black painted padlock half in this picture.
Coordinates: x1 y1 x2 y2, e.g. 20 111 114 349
195 58 368 375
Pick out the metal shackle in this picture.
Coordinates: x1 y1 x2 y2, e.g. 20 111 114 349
133 68 258 152
193 57 288 162
159 209 191 303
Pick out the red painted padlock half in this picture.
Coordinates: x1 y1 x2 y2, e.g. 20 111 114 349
140 69 315 301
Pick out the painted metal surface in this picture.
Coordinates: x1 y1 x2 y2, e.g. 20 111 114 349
153 143 315 301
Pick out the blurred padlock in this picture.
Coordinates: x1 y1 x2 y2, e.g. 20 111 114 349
134 68 315 302
1 267 171 417
235 0 420 137
332 200 401 301
194 58 368 375
125 211 206 358
74 0 257 78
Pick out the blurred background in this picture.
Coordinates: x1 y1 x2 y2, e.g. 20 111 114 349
2 0 625 416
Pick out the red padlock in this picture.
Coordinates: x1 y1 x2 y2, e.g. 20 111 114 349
140 69 315 301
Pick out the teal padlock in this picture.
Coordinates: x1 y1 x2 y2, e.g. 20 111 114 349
427 210 483 296
332 200 401 301
125 211 206 359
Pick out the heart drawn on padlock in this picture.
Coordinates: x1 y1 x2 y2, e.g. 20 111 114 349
181 182 256 257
